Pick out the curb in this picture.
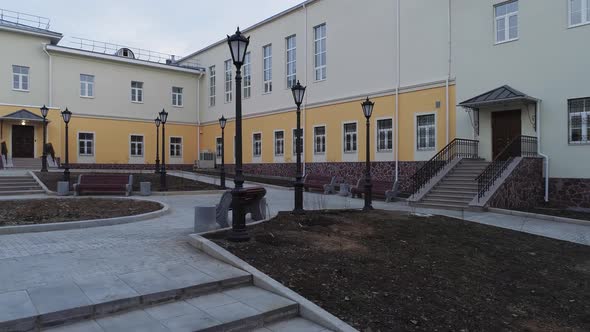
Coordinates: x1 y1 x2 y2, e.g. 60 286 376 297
187 234 358 332
27 171 54 195
489 207 590 227
0 198 171 235
150 189 226 196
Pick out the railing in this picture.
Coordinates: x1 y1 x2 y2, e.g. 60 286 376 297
0 8 51 30
0 141 6 170
476 135 538 200
45 143 55 161
410 138 479 195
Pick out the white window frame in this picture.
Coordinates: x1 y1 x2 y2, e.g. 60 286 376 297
568 98 590 144
376 118 394 152
78 132 95 156
252 132 262 159
274 130 285 156
292 128 304 156
416 113 437 151
209 66 216 107
129 134 144 157
263 44 273 94
131 81 144 103
172 86 183 107
12 65 30 92
342 122 358 153
243 52 251 99
80 74 95 98
313 125 327 155
569 0 590 27
170 136 183 158
314 23 327 81
286 35 297 89
494 1 519 44
224 60 233 103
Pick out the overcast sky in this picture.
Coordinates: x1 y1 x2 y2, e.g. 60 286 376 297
3 0 302 56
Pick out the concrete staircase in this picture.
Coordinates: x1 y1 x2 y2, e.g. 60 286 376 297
11 158 43 169
0 174 44 195
414 159 490 210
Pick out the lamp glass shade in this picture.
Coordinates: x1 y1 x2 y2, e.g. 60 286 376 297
219 116 227 129
159 109 168 124
227 28 250 65
361 97 375 119
61 108 72 124
291 81 306 106
154 117 161 127
40 105 49 118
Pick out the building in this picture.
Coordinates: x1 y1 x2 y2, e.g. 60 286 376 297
0 1 588 208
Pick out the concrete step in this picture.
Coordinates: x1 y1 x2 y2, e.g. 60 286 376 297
445 175 478 180
426 193 474 201
439 180 478 186
435 186 479 192
430 189 477 196
0 186 42 191
410 202 471 211
0 189 45 195
422 197 471 205
0 177 34 181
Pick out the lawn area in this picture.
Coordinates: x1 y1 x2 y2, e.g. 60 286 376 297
208 210 590 332
0 198 162 226
35 172 222 192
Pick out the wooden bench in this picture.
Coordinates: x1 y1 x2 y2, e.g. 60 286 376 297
303 173 336 194
74 174 133 196
216 187 267 228
350 179 399 203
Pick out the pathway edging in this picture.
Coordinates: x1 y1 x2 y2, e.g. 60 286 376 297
489 207 590 227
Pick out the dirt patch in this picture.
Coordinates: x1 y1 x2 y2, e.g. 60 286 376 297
208 210 590 332
0 198 162 226
35 172 222 192
194 170 294 188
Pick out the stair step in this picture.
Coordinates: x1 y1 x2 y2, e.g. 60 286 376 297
0 190 45 195
426 194 474 201
0 186 42 191
0 177 34 181
411 202 471 211
430 189 477 195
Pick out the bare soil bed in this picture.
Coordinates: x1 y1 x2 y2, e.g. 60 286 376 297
194 170 294 188
0 198 162 226
35 172 222 192
208 210 590 332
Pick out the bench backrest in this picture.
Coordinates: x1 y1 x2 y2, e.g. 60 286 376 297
79 174 132 185
243 187 267 202
373 180 395 192
304 174 334 184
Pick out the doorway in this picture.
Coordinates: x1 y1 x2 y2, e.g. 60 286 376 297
491 110 521 159
12 125 35 158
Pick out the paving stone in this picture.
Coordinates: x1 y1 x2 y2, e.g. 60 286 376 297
74 275 139 304
155 263 215 288
28 281 91 315
185 292 238 310
201 301 260 323
160 311 220 331
117 270 181 296
0 290 37 322
237 291 297 312
145 301 205 321
44 320 104 332
189 260 250 282
223 286 267 301
265 317 328 332
96 310 167 332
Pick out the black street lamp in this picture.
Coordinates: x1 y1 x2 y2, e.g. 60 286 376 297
219 115 227 189
61 108 72 183
40 105 49 172
154 116 161 174
159 109 168 191
361 97 375 211
227 27 250 242
291 81 306 213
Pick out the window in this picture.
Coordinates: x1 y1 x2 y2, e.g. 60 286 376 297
172 87 183 107
292 128 303 156
286 35 296 89
130 135 143 157
568 98 590 144
224 60 233 103
263 44 273 93
569 0 590 26
78 133 94 156
274 131 284 156
131 81 143 103
314 24 327 81
209 66 216 107
216 137 223 157
243 52 251 99
417 114 436 150
495 1 518 43
170 137 182 157
377 119 393 151
12 65 29 91
343 123 357 153
253 133 262 157
80 74 94 97
314 126 326 154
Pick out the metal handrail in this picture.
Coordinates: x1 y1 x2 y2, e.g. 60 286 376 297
410 138 479 195
0 8 50 29
476 135 538 200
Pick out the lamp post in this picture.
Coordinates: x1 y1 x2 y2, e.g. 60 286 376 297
61 108 72 183
361 97 375 211
219 115 227 189
159 109 168 191
154 116 161 174
291 81 306 213
227 27 250 242
40 105 49 172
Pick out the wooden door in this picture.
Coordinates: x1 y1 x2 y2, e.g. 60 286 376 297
492 110 521 159
12 125 35 158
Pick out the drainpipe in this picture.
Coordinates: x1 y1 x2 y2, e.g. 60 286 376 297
536 100 549 202
303 2 308 175
446 0 451 144
395 0 400 182
42 43 52 107
196 72 203 166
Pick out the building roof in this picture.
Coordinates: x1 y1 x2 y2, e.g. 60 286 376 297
458 85 538 109
0 19 62 44
1 109 47 122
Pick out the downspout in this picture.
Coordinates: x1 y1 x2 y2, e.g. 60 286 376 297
536 100 549 202
395 0 400 182
446 0 451 144
302 2 308 175
42 43 52 107
196 73 202 166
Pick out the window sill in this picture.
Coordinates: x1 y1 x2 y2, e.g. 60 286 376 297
80 96 95 99
314 152 326 155
568 142 590 146
343 151 357 154
172 105 184 108
170 156 183 159
79 154 94 157
494 38 519 46
568 21 590 29
377 149 393 153
262 91 272 95
131 101 144 104
12 89 29 93
313 78 327 84
417 148 436 152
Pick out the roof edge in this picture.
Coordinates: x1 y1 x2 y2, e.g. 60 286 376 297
0 23 62 43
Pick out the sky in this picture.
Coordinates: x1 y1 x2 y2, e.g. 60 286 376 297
2 0 302 57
